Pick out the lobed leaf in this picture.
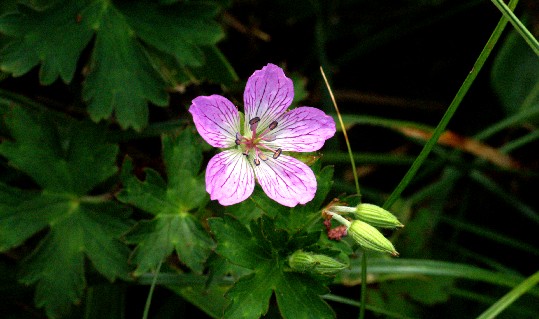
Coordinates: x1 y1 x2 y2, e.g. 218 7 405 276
212 215 335 319
0 106 118 195
118 129 212 274
83 5 168 131
0 0 96 84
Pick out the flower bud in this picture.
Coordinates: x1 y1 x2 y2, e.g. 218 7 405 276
354 203 403 229
288 250 347 275
347 220 398 256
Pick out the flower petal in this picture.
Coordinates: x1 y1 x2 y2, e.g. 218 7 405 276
243 63 294 133
189 95 240 148
264 106 336 152
206 150 255 206
254 155 316 207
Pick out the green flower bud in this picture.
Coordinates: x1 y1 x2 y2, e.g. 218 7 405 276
354 203 403 229
348 220 398 256
288 250 347 275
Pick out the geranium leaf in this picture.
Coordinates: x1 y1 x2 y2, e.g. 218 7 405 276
0 0 96 84
0 106 118 195
0 106 131 318
118 129 212 274
209 215 272 269
125 214 213 275
18 201 131 319
119 1 223 67
0 0 232 130
83 5 169 131
211 215 335 319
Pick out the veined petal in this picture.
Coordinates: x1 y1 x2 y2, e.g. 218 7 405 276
254 155 316 207
206 150 255 206
244 63 293 133
189 95 240 148
265 106 336 152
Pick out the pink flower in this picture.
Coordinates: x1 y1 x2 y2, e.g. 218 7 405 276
189 63 336 207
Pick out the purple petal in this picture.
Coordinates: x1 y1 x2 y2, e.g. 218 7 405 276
264 106 336 152
254 155 316 207
243 64 294 133
189 95 240 148
206 150 255 206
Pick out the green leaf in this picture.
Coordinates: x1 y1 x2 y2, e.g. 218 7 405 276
0 1 96 84
125 214 213 275
0 106 119 195
0 106 131 318
211 215 335 319
83 5 168 131
223 261 279 319
118 1 223 67
209 215 271 269
11 199 132 319
118 129 212 274
275 271 334 319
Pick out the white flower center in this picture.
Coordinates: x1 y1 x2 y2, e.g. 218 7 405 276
235 117 282 166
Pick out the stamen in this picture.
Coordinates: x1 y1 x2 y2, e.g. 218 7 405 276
262 135 276 142
249 117 260 133
269 121 278 130
243 149 249 156
254 158 260 166
249 117 261 125
273 148 282 159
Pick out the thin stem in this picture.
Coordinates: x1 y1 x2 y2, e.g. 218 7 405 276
142 258 164 319
320 67 361 199
320 66 365 319
326 211 352 228
359 253 367 319
383 0 520 210
490 0 539 56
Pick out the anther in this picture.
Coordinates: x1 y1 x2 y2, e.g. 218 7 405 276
243 149 249 156
249 117 260 125
259 152 268 161
273 148 282 159
254 158 261 166
269 121 278 130
249 117 260 132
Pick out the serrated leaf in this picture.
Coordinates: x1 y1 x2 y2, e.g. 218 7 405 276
118 129 212 273
275 271 334 319
209 215 271 269
125 214 213 275
119 1 223 67
83 5 168 131
223 261 278 319
212 215 335 319
0 106 119 195
18 202 131 319
0 0 97 84
0 106 131 318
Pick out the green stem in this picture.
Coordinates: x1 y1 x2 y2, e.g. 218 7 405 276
476 270 539 319
320 67 362 199
359 253 367 319
142 259 164 319
383 0 520 210
326 211 351 228
490 0 539 56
